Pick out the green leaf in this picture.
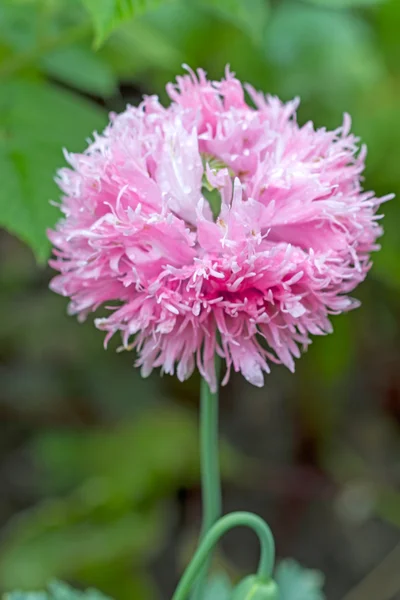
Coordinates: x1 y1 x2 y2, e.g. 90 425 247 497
0 404 242 588
33 406 201 492
102 17 183 75
0 3 36 52
4 580 112 600
32 405 241 497
81 0 164 47
0 504 164 588
50 581 111 600
305 0 385 6
204 573 232 600
81 0 118 46
0 80 106 262
41 44 117 97
197 0 270 45
0 404 242 592
376 487 400 528
275 560 325 600
4 593 48 600
266 3 385 107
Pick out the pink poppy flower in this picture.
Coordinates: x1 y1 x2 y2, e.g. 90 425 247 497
49 67 392 391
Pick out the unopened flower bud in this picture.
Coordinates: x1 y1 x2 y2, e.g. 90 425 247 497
231 575 279 600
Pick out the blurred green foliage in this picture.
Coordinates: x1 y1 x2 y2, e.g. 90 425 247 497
1 0 400 270
275 561 325 600
0 374 241 598
0 0 400 599
0 408 197 590
4 581 111 600
1 561 326 600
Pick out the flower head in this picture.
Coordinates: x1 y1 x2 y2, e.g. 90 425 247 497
49 66 392 391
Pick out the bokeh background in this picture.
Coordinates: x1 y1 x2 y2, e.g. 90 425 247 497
0 0 400 599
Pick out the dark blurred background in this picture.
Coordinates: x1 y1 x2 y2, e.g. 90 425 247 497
0 0 399 599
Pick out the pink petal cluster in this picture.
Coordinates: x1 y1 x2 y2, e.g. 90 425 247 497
49 67 391 391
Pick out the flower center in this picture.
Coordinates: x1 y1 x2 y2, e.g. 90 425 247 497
201 153 233 221
202 187 221 221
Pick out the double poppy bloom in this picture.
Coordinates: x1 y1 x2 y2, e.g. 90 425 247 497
49 67 389 391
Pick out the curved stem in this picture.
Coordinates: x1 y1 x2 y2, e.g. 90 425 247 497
173 511 275 600
191 364 222 599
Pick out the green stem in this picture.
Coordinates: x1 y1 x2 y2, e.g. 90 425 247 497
200 366 222 534
191 363 222 599
173 511 275 600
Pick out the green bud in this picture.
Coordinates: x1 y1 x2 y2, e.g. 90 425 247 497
231 575 279 600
